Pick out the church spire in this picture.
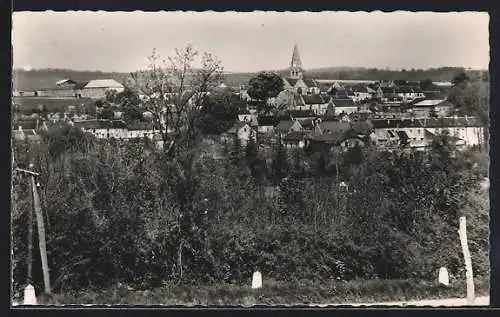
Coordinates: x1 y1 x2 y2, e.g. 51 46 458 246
290 44 303 79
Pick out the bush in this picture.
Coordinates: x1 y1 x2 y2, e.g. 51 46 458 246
11 128 490 294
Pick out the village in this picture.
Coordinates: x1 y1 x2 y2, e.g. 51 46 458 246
11 45 486 157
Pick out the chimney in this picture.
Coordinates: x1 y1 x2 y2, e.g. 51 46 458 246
36 119 39 130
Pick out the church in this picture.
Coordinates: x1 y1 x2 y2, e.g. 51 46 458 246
282 45 320 95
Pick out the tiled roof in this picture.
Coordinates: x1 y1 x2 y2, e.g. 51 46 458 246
302 94 326 105
227 121 249 133
85 79 124 89
126 121 159 131
74 82 89 90
319 121 351 134
371 117 483 129
331 99 356 108
288 110 317 118
14 120 39 130
302 78 318 87
73 119 127 129
285 78 299 87
277 120 299 133
283 131 308 141
257 116 279 127
307 132 346 144
380 87 396 93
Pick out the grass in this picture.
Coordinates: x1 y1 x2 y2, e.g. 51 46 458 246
12 97 93 112
34 276 490 306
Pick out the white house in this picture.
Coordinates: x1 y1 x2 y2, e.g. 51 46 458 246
330 99 358 115
226 122 255 146
73 119 128 139
371 117 484 150
80 79 125 99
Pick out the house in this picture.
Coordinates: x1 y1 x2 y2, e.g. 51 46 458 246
302 94 330 115
276 120 303 137
73 119 128 139
282 131 308 149
370 116 484 150
350 85 373 103
238 109 259 127
257 116 279 134
412 99 455 117
226 122 255 146
300 117 322 133
126 121 158 139
304 132 348 152
318 120 351 135
330 99 358 115
287 109 318 121
80 79 125 99
395 86 425 102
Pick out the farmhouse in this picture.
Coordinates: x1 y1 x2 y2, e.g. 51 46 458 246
73 119 128 139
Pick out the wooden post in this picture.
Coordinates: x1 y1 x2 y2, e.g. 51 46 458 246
458 216 475 304
30 175 51 294
27 198 33 284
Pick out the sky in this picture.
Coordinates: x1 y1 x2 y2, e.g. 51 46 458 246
12 11 490 73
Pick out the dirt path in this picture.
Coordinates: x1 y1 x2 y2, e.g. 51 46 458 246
315 296 490 307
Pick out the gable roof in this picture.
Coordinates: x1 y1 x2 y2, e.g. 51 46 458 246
288 109 317 118
74 81 89 90
55 79 77 86
283 131 308 142
285 78 299 87
277 120 301 133
319 121 351 134
84 79 124 89
73 119 127 129
227 121 250 133
302 78 318 87
331 98 356 108
302 94 326 105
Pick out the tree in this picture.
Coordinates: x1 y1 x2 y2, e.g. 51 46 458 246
129 45 223 283
247 71 284 102
197 91 241 135
99 108 115 120
452 72 470 87
420 78 435 91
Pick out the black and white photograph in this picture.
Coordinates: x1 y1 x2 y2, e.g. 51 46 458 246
11 10 490 306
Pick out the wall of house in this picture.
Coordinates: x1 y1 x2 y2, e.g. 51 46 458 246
335 107 358 115
258 126 274 134
36 89 76 98
127 130 156 139
80 87 125 99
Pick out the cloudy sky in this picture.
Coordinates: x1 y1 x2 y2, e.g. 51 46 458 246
12 11 489 73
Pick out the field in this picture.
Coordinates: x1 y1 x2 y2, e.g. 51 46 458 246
12 97 92 112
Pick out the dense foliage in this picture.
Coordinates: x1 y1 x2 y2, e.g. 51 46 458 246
12 126 489 294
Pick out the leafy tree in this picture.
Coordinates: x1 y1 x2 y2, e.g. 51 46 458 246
419 78 435 91
197 91 241 135
99 108 115 120
247 71 284 102
452 72 470 87
124 106 144 122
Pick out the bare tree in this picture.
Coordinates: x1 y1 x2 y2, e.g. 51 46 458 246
130 45 224 283
130 45 223 155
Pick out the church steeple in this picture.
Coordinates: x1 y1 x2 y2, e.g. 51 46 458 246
290 44 303 79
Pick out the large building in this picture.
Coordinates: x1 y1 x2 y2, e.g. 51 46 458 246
35 79 125 99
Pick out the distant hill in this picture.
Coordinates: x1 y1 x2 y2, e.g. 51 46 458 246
12 69 133 91
13 67 487 91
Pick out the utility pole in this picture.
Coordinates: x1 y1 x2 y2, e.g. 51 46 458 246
16 167 51 294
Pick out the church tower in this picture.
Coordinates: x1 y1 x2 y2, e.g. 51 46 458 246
289 44 303 79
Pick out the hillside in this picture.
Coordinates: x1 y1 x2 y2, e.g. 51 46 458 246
12 67 487 91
